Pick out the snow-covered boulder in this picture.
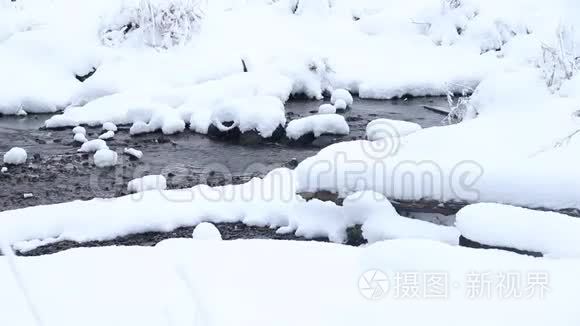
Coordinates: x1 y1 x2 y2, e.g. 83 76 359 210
99 131 115 140
127 175 167 193
334 99 348 111
130 121 152 136
72 126 86 135
3 147 27 165
318 104 336 114
1 167 7 173
123 148 143 160
286 114 349 143
192 222 222 240
330 89 353 107
78 139 108 153
73 133 88 143
102 122 117 132
366 118 422 141
456 203 580 258
94 149 118 168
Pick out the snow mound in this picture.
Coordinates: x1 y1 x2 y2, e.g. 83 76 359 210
128 175 167 193
72 126 86 135
331 89 353 107
102 122 118 132
334 99 347 111
456 203 580 258
3 147 27 165
0 167 6 173
366 118 423 141
99 130 115 140
73 133 88 143
286 114 349 140
94 149 118 168
124 148 143 159
318 103 336 114
78 139 108 153
192 222 222 241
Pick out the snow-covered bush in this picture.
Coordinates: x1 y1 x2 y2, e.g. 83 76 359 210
539 24 579 91
102 0 205 48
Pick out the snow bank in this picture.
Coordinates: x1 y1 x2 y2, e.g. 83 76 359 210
366 118 423 141
128 175 168 193
456 203 580 258
0 168 459 249
286 114 349 140
93 149 117 168
191 222 222 240
2 147 27 165
0 239 579 325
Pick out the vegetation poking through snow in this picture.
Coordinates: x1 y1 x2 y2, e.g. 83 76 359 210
102 0 205 48
540 24 579 91
445 84 475 123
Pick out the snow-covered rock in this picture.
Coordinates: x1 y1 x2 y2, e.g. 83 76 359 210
334 99 348 111
456 203 580 258
127 175 167 193
1 167 7 173
93 149 117 168
129 121 152 136
78 139 108 153
330 89 353 107
102 122 117 132
3 147 27 165
73 133 88 143
286 114 350 140
72 126 86 135
192 222 222 240
99 130 115 140
366 118 423 141
123 148 143 160
318 104 336 114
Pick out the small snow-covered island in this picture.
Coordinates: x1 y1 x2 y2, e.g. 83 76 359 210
1 0 580 325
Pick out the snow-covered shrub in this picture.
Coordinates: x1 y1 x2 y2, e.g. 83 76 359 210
540 24 579 91
102 0 205 48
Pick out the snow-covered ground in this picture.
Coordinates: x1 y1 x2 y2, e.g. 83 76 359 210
2 239 580 326
1 0 580 324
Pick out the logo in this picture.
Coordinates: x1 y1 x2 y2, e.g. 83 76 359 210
359 269 389 300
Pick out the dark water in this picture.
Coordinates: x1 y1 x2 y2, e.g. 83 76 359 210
0 98 447 212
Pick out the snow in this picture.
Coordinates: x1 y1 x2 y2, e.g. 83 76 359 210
191 222 222 240
1 167 7 173
78 139 108 153
334 99 348 111
318 103 336 114
98 130 115 140
331 89 354 107
102 122 117 132
93 148 117 168
123 147 143 159
456 203 580 258
72 126 86 135
0 239 579 326
286 114 350 140
366 118 423 141
73 133 88 143
127 175 167 193
3 147 27 165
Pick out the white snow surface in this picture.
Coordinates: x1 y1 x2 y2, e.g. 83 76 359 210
72 126 86 135
93 148 117 168
366 118 423 141
102 121 117 131
191 222 222 240
456 203 580 258
0 239 579 325
2 147 27 165
286 114 350 140
73 133 88 143
127 175 167 193
318 103 336 114
98 130 115 140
